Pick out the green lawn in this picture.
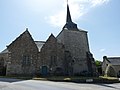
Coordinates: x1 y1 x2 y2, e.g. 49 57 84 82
33 76 119 83
0 75 119 83
0 76 32 80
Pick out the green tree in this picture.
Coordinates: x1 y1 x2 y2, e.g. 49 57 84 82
95 60 102 67
95 60 102 75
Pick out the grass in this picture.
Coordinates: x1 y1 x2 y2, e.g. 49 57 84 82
33 76 120 83
0 75 32 80
99 76 118 80
33 76 95 80
0 75 119 83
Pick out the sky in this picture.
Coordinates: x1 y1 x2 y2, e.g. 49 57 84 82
0 0 120 61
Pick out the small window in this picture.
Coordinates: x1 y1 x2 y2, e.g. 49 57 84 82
50 56 57 67
0 57 4 66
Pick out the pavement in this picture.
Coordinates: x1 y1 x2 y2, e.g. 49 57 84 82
0 78 120 90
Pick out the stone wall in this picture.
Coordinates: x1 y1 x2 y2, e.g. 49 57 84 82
0 29 96 76
57 29 90 74
40 34 65 75
0 53 9 66
7 30 39 76
0 53 8 75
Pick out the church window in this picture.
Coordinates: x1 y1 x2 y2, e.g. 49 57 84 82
50 56 57 67
0 57 4 66
22 55 31 66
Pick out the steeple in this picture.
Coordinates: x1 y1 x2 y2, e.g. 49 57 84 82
63 0 78 30
66 1 72 23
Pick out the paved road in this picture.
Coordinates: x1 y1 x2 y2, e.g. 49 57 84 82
0 78 120 90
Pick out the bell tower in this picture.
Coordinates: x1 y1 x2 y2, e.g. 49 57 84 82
57 0 96 75
63 0 78 30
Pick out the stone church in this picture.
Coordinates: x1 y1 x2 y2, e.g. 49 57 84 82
0 3 96 76
102 56 120 77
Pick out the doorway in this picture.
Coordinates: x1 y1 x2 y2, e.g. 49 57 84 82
41 66 48 76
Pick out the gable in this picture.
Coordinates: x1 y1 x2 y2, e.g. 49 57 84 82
41 34 57 50
46 34 57 43
7 29 38 52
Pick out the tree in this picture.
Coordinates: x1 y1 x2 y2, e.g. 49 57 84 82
95 60 102 75
95 60 102 67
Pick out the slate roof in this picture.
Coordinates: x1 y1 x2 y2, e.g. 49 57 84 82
63 3 78 30
107 57 120 65
0 48 8 54
35 41 45 52
0 41 45 54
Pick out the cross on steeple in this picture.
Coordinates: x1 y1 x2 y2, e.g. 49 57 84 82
63 0 78 30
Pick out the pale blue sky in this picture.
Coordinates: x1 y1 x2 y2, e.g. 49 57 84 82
0 0 120 61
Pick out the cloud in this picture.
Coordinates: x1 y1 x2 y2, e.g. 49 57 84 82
100 49 106 52
46 0 110 27
90 0 110 7
45 10 66 27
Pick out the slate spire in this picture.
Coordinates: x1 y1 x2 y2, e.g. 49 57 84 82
63 0 78 30
66 1 72 23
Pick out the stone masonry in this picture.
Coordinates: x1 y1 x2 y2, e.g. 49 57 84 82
0 3 96 76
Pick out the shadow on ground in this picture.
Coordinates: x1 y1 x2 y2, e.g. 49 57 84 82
0 78 24 83
94 83 120 90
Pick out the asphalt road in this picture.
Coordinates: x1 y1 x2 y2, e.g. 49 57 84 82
0 78 120 90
